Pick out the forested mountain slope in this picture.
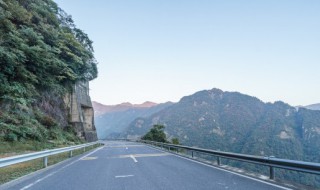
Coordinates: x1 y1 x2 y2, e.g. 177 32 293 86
125 89 320 163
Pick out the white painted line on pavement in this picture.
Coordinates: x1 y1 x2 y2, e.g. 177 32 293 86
108 153 170 159
130 155 138 163
20 173 55 190
146 145 292 190
19 147 104 190
20 184 33 190
78 148 102 161
115 175 134 178
80 157 97 160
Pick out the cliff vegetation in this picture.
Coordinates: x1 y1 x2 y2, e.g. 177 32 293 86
0 0 97 153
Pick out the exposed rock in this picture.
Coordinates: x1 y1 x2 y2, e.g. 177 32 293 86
65 81 97 142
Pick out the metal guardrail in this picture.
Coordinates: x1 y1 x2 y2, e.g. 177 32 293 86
139 140 320 180
0 141 102 168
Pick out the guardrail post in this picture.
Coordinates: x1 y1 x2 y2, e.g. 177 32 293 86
269 156 275 180
191 151 194 158
169 147 171 152
43 156 48 168
83 147 86 152
217 156 221 166
269 166 275 180
69 150 73 158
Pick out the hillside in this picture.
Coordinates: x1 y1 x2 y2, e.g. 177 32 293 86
124 89 320 163
94 102 173 139
0 0 98 153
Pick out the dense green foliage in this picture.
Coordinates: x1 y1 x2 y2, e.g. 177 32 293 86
0 0 97 105
141 124 180 144
171 137 179 145
125 88 320 187
0 0 97 149
142 125 167 143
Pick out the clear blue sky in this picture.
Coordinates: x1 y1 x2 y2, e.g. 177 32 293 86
54 0 320 106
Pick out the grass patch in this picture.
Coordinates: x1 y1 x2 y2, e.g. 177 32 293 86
0 159 43 184
0 143 102 185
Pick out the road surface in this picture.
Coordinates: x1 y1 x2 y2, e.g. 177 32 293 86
0 141 291 190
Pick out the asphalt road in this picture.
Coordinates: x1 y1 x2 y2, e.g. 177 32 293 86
0 141 292 190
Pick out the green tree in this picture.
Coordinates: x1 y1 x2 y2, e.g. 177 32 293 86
141 124 167 143
171 137 180 145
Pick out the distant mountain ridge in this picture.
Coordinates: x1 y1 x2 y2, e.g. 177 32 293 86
93 101 173 139
92 101 158 116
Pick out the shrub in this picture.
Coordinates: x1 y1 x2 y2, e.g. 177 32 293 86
5 133 18 142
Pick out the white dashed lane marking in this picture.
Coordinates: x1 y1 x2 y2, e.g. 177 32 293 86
115 175 134 178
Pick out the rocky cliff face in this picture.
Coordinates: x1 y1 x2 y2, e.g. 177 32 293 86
65 81 97 142
0 81 97 144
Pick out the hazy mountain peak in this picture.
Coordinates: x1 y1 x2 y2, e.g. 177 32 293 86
120 102 133 106
209 88 224 93
180 88 223 103
136 101 158 107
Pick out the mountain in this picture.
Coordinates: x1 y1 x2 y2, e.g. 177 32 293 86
123 88 320 186
124 89 320 163
305 103 320 111
92 101 157 116
93 102 173 139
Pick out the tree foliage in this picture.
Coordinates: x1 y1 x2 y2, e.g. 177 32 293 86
141 124 180 144
0 0 98 105
141 124 167 143
171 137 180 145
